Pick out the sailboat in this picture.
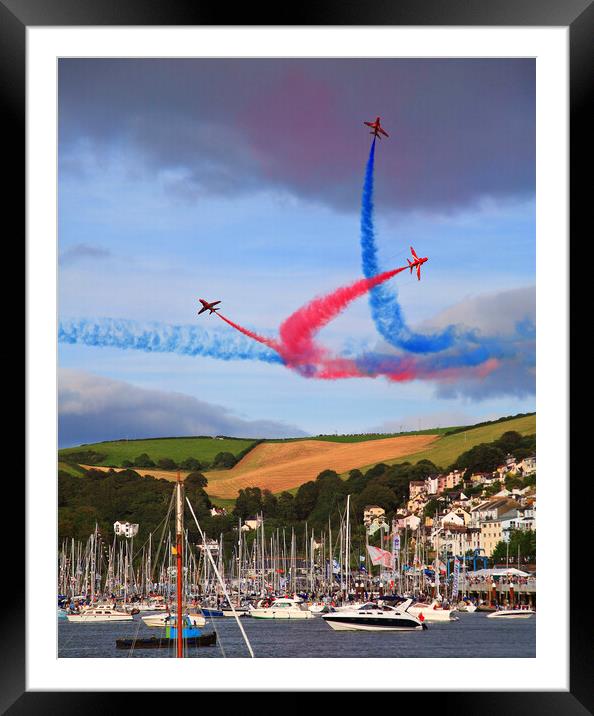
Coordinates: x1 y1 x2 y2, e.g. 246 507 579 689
115 475 216 653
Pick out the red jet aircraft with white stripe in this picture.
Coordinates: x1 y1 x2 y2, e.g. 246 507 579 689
407 246 428 281
197 298 221 315
364 116 389 139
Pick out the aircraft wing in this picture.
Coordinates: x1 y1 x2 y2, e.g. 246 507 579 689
211 301 221 307
379 128 389 137
417 265 422 281
198 306 208 314
410 246 419 259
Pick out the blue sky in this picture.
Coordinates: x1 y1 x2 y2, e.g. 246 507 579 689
58 59 535 446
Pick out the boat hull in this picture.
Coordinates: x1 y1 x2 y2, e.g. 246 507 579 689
250 609 314 619
323 616 426 632
115 632 217 649
487 610 535 619
66 613 133 622
142 613 206 628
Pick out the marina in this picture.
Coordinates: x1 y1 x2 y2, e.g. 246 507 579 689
58 610 535 658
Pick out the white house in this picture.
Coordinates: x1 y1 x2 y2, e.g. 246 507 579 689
114 521 139 538
363 505 386 527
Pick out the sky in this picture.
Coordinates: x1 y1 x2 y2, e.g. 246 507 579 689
58 59 535 447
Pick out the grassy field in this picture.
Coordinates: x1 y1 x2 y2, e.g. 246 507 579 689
350 413 536 474
204 434 439 499
57 461 87 477
59 436 257 467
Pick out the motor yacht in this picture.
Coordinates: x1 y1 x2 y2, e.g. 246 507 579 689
66 607 133 622
322 600 426 631
407 599 458 622
250 597 315 620
487 607 535 619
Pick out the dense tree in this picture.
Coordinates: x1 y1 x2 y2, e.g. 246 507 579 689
276 491 296 521
452 443 506 476
353 484 398 518
179 457 203 471
261 489 278 518
233 487 263 519
491 530 536 562
212 452 238 469
294 481 319 520
157 457 178 470
133 453 156 468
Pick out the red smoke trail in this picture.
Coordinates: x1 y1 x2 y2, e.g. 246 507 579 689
277 266 407 372
213 268 498 384
216 313 280 353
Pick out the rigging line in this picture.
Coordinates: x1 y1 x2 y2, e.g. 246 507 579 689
185 541 226 658
185 496 255 658
149 489 175 585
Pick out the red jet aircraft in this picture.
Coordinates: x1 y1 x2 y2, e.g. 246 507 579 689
364 116 389 139
198 298 221 315
407 246 428 281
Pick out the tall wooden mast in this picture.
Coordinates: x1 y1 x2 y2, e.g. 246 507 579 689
175 472 184 658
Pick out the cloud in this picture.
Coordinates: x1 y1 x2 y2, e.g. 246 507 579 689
59 58 535 212
420 286 535 336
59 243 111 266
58 369 307 447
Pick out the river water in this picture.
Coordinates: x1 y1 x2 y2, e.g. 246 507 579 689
58 611 535 658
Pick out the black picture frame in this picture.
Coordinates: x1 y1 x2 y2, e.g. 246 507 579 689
10 0 590 709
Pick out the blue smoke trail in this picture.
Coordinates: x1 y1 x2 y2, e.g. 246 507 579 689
360 139 456 353
59 318 284 364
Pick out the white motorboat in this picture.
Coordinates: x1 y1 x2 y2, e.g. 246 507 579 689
407 599 458 622
308 602 334 615
456 601 477 613
322 600 426 632
250 597 315 620
487 607 535 619
66 607 133 622
142 612 206 628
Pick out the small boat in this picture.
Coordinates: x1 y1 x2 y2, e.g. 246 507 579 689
221 605 253 617
250 597 315 620
487 607 535 619
308 602 334 615
407 599 458 622
116 616 216 650
199 607 225 618
142 612 206 628
322 600 426 632
116 632 217 650
66 607 133 622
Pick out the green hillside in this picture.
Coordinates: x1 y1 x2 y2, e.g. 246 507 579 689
59 436 256 468
352 413 536 474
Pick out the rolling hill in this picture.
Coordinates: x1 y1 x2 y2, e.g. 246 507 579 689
59 413 535 501
59 436 256 467
203 434 439 498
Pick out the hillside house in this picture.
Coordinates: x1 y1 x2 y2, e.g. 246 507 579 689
114 521 139 538
409 481 426 500
363 505 386 527
480 519 504 556
242 516 263 532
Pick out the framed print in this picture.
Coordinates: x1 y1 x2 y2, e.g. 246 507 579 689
10 0 591 708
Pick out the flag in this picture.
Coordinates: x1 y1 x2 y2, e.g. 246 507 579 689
171 546 178 555
452 557 461 599
332 559 340 575
367 545 394 568
392 535 400 552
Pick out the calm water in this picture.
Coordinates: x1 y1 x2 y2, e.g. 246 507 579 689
58 612 535 658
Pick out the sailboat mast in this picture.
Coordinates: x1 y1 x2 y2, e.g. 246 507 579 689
175 474 184 659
